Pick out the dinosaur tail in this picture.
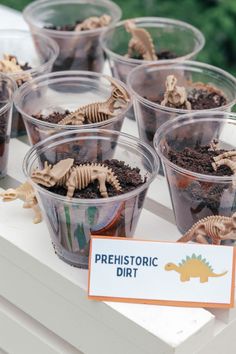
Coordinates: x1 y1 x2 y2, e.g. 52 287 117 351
211 271 228 277
177 229 193 243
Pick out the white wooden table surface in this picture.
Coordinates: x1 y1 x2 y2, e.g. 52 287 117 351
0 5 236 354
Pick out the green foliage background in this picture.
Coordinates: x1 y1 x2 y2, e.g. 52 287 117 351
1 0 236 74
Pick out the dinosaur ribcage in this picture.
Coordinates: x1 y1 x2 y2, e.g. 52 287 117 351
84 104 109 123
205 219 225 241
73 166 92 190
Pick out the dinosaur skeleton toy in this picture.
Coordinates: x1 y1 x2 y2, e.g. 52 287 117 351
0 54 30 85
75 14 111 31
212 150 236 187
0 182 42 224
124 20 157 61
57 77 130 125
31 158 122 198
177 213 236 245
161 75 191 109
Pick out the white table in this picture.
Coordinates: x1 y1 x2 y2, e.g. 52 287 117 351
0 5 236 354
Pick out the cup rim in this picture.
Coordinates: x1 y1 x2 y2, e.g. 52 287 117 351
23 0 122 38
13 70 133 129
0 29 59 78
23 128 160 204
127 60 236 113
100 17 205 65
0 73 17 115
154 111 236 183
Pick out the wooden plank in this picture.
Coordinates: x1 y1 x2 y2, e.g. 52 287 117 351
0 296 81 354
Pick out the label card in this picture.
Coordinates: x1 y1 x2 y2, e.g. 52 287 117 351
88 237 236 308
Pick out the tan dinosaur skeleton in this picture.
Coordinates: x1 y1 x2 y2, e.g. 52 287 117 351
75 14 111 31
161 75 191 109
212 151 236 187
57 77 130 125
208 139 220 151
125 20 157 61
0 182 42 224
0 53 30 85
177 213 236 245
31 158 122 198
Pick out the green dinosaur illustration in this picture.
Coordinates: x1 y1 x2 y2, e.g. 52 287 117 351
165 254 227 283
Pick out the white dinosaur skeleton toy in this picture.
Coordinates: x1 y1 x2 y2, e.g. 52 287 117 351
177 213 236 245
31 158 122 198
0 53 30 85
161 75 191 109
0 182 42 224
212 150 236 187
75 14 111 31
57 77 130 125
125 20 157 61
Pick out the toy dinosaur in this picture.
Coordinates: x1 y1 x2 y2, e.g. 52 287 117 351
124 20 157 61
161 75 191 109
0 182 42 224
31 158 122 198
177 213 236 245
165 254 227 283
212 151 236 187
75 14 111 31
0 54 30 85
208 139 220 152
58 77 130 125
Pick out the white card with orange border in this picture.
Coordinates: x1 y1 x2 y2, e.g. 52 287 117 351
88 236 236 308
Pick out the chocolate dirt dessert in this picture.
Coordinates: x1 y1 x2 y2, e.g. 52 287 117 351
31 157 145 266
167 141 236 233
44 15 112 72
27 77 130 145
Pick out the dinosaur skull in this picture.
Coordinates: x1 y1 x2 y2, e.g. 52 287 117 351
31 161 56 187
166 75 177 92
1 188 18 201
124 20 136 33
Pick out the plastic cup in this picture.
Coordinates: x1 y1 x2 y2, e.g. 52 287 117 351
14 71 132 146
100 17 205 85
154 112 236 235
0 74 16 178
23 129 159 268
128 61 236 151
0 30 59 137
23 0 121 74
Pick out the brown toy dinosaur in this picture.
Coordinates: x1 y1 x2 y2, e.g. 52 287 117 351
31 158 122 198
0 182 42 224
177 213 236 245
125 20 157 61
58 77 130 125
161 75 191 109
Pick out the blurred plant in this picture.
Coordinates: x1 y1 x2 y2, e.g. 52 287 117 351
1 0 236 74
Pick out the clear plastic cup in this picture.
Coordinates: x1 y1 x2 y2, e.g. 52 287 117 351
14 71 132 146
23 0 121 74
128 61 236 150
154 112 236 235
0 30 59 137
0 74 16 178
100 17 205 84
23 129 159 268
